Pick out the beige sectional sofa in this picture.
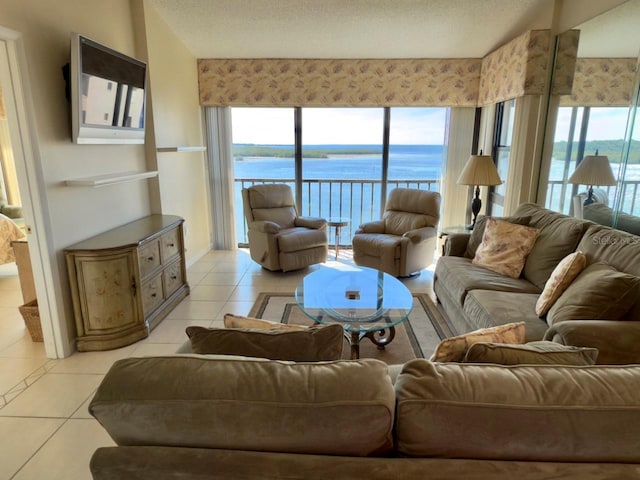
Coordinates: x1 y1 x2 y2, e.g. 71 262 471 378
434 203 640 364
88 355 640 479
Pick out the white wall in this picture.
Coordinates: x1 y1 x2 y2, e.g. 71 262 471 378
138 0 212 263
0 0 213 356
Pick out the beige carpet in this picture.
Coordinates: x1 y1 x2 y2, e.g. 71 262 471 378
248 292 457 364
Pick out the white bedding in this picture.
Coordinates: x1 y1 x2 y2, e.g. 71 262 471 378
0 213 26 264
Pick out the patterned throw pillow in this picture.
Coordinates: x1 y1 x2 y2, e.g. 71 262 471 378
223 313 307 331
430 322 526 363
535 251 587 317
464 215 532 258
472 218 540 278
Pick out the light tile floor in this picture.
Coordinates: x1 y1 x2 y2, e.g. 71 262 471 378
0 248 435 479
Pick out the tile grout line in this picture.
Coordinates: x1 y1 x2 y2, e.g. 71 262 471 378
0 359 57 410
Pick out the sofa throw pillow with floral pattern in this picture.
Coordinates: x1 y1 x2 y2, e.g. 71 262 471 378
535 251 587 317
472 218 540 279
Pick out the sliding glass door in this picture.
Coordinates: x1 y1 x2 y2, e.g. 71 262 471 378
230 106 447 246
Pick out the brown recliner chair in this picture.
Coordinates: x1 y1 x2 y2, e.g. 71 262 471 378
352 188 440 277
242 184 328 272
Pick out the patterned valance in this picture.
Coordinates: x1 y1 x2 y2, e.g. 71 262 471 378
559 58 637 107
198 58 482 107
551 30 581 96
478 30 551 106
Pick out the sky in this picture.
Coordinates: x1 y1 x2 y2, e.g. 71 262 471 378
231 107 447 145
554 107 630 142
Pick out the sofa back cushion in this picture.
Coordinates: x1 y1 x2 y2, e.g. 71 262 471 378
513 203 590 290
395 359 640 462
185 324 344 361
90 357 395 457
576 225 640 319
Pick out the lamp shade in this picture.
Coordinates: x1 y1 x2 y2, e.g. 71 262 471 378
568 154 617 186
457 154 502 186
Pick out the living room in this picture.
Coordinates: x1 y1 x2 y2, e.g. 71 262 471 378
0 0 639 478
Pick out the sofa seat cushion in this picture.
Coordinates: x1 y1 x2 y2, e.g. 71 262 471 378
462 290 547 342
90 357 396 457
395 360 640 462
277 227 327 252
435 256 541 308
352 233 401 258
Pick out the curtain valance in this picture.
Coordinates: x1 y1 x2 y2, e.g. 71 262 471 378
198 58 482 107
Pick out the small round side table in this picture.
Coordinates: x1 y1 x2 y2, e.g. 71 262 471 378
327 217 350 260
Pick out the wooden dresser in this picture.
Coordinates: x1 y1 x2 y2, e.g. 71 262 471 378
65 215 189 351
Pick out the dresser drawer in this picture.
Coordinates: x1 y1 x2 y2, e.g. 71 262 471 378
163 260 183 297
161 228 180 262
141 274 164 314
139 240 161 277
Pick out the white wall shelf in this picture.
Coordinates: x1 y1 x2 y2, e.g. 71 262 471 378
65 171 158 187
156 146 206 152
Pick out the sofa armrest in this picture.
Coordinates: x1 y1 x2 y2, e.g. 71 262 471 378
443 232 470 257
355 220 385 234
252 220 280 234
403 226 437 244
295 216 326 230
544 320 640 364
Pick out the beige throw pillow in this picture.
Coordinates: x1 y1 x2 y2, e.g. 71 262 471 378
463 341 598 366
430 322 525 363
546 262 640 326
464 215 532 258
223 313 307 331
186 324 344 361
472 218 540 278
535 251 587 317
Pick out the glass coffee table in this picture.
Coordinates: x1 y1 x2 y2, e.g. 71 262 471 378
295 265 413 359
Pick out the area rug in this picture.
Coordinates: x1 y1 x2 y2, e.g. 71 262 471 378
248 292 457 364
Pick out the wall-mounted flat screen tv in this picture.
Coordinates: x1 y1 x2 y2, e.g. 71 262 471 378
69 33 146 144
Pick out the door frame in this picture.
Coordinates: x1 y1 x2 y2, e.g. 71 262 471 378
0 27 66 358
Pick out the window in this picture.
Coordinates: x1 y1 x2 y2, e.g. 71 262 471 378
230 107 448 246
545 107 627 214
489 99 515 216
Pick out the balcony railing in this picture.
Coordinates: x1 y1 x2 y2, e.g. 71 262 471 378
235 178 440 246
546 180 640 216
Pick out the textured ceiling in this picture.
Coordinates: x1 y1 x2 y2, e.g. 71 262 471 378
147 0 556 59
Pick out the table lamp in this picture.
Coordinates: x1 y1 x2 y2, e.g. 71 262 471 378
568 150 617 205
457 150 502 229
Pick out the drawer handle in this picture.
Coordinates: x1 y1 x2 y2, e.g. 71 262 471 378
147 256 154 261
171 275 177 280
151 293 157 298
167 242 175 247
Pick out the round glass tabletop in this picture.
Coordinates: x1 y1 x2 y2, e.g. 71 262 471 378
294 265 413 333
